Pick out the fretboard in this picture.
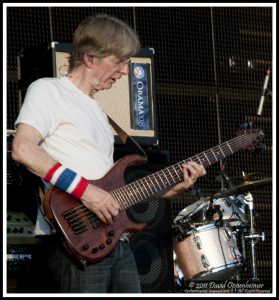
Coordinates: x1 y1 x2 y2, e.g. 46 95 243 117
111 130 263 210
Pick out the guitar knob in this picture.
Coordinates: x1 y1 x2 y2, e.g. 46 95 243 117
106 239 112 244
108 230 115 236
91 247 98 253
99 243 105 250
82 244 89 250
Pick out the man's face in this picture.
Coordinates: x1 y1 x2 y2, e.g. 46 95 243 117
89 55 131 92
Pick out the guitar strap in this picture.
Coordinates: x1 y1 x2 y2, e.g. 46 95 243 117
107 115 148 161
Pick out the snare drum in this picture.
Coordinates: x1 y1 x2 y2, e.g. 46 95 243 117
174 196 247 227
173 223 243 281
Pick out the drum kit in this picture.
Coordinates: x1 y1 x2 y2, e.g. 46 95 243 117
172 172 272 286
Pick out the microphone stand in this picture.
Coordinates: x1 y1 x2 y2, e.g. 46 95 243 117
234 194 248 261
243 192 265 281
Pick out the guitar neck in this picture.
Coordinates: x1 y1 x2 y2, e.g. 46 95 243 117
111 130 263 210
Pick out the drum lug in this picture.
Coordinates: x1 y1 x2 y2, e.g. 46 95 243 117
201 254 210 268
230 246 241 260
224 226 233 240
193 235 202 249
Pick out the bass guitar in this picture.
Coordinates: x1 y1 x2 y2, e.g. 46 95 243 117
43 129 264 265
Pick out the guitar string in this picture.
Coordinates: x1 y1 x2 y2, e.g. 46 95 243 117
63 131 262 231
62 131 263 232
64 131 262 232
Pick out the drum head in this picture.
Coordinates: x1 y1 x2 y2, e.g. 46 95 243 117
213 195 248 226
174 199 206 223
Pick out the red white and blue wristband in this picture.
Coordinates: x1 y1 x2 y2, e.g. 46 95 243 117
44 162 89 199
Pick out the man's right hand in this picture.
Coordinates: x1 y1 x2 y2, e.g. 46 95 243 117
81 184 120 224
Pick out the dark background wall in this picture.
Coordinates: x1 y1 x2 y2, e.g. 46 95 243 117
5 5 273 293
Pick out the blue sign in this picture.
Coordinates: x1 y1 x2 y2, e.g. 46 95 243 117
131 63 150 130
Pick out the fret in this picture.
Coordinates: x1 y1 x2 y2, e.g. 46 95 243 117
132 182 146 201
203 151 211 164
111 191 125 210
125 185 138 206
152 173 161 190
144 178 156 195
121 187 132 203
140 179 150 197
157 170 167 188
161 170 172 186
197 154 208 165
195 155 203 165
226 142 233 153
218 144 225 157
219 143 231 157
111 189 123 204
210 148 218 161
177 163 185 179
172 165 182 180
166 167 176 184
149 174 160 192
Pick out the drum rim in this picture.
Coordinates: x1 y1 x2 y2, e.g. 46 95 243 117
174 199 206 223
190 262 243 281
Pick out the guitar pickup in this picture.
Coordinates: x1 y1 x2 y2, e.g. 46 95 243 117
88 214 101 229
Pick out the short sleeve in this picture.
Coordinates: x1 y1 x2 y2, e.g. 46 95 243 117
15 78 62 138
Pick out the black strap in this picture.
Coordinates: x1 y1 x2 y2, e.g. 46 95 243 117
107 115 148 160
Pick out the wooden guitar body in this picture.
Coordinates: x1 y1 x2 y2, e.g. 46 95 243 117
44 155 147 264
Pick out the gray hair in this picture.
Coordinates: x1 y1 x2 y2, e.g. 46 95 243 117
69 14 141 71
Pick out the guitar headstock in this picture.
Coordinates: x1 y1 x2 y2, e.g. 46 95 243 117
236 128 265 151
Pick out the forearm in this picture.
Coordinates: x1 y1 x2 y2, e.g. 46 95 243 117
12 131 57 179
162 184 190 199
13 143 56 178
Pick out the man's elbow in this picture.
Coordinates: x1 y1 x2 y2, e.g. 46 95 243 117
11 139 27 164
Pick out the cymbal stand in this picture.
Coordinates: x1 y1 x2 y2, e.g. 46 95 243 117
243 192 265 281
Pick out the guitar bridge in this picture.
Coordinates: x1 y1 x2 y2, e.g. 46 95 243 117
62 206 102 234
62 209 88 235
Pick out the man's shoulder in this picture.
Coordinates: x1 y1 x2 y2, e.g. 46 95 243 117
28 77 62 92
32 77 60 85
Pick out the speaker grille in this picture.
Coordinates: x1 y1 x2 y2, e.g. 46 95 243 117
123 154 174 293
129 232 174 293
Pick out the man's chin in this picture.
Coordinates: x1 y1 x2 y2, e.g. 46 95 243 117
101 83 114 90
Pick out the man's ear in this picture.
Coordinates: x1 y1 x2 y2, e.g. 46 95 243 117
84 53 96 68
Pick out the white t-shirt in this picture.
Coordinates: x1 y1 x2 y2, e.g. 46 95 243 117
15 76 114 179
15 76 115 234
